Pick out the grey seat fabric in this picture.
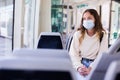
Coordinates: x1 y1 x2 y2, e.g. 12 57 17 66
66 35 73 51
37 32 63 49
66 29 76 51
13 48 70 60
87 53 120 80
107 37 120 54
0 49 77 80
104 61 120 80
0 58 76 80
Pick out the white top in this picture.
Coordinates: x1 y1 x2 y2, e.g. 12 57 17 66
69 30 108 70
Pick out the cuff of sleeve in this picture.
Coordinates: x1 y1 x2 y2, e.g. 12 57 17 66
73 63 83 71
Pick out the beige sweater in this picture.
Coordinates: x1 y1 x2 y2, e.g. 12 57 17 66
69 30 108 70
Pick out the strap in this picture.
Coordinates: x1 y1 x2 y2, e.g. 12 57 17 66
100 32 104 43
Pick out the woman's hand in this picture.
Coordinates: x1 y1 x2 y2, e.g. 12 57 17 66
77 66 92 76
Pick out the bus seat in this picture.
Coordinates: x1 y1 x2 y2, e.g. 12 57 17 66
87 53 120 80
37 32 63 49
12 48 70 60
0 56 77 80
104 60 120 80
107 37 120 54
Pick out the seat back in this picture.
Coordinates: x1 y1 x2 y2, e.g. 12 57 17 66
0 58 76 80
107 37 120 54
66 35 73 51
87 53 120 80
66 30 76 51
37 32 63 49
0 49 77 80
12 48 70 60
104 61 120 80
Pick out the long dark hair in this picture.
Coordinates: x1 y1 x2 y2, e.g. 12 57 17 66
78 9 105 44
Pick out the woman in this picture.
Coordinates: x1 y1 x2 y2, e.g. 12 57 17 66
69 9 108 76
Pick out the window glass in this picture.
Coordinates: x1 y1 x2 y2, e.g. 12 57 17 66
51 0 64 32
109 1 120 45
0 0 14 53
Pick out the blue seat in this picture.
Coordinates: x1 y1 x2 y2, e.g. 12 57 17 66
37 32 63 49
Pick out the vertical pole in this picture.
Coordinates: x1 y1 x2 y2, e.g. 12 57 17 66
108 0 112 46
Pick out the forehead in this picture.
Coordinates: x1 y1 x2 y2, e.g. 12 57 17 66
83 12 94 18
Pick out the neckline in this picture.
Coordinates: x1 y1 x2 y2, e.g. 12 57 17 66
85 31 96 38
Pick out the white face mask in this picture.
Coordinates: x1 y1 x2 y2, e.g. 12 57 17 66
83 20 95 30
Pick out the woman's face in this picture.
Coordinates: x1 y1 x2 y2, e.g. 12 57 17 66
83 12 95 22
